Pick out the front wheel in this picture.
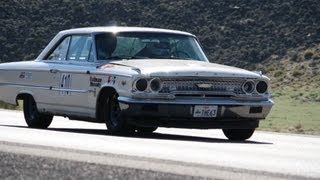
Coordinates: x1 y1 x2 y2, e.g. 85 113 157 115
222 129 255 141
103 92 129 134
23 96 53 129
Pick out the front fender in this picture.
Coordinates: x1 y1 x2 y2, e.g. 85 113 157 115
99 75 134 98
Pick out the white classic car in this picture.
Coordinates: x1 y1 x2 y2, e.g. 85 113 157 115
0 27 273 140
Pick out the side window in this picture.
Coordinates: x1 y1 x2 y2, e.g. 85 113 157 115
67 35 93 62
47 36 71 61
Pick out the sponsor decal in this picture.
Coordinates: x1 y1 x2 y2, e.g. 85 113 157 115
60 73 72 96
107 76 116 85
90 76 102 87
19 72 32 80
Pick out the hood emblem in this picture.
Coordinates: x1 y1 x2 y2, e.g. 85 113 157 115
195 83 213 89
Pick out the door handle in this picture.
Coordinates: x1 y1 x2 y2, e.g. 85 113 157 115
50 69 59 73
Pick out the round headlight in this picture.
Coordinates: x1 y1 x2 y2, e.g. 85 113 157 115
242 80 255 94
150 78 162 92
256 81 268 94
135 78 148 91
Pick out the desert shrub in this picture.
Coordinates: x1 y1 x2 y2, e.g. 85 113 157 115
266 65 275 72
290 92 304 100
274 70 283 77
272 92 283 98
313 54 320 60
292 69 304 77
311 69 319 76
309 60 319 67
299 64 305 69
305 91 320 102
304 50 314 60
290 52 299 62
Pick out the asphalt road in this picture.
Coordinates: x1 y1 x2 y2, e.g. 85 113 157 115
0 109 319 180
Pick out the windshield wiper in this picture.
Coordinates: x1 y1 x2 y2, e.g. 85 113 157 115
168 56 195 60
107 56 148 60
168 56 182 59
128 56 149 59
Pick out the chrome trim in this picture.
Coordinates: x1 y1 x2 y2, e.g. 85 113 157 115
0 66 132 78
118 96 274 106
49 69 60 73
255 80 268 94
134 78 148 92
0 83 91 93
50 87 93 93
131 92 269 101
159 77 245 95
156 77 250 81
170 90 236 96
131 77 270 99
242 80 255 94
195 83 213 89
0 69 52 73
37 102 95 110
132 93 175 99
90 72 132 78
150 78 162 92
0 83 50 90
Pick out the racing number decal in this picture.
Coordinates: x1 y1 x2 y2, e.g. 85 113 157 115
60 73 72 96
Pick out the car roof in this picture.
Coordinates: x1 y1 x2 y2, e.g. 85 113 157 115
59 26 195 37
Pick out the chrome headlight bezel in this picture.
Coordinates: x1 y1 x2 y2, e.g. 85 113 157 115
150 78 162 92
242 79 269 95
242 80 255 94
134 78 148 92
256 80 268 94
133 77 163 93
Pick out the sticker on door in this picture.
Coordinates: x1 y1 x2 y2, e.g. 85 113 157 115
60 73 72 96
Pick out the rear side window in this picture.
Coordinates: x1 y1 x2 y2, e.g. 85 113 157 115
47 35 93 62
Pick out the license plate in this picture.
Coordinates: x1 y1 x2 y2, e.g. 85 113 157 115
193 105 218 118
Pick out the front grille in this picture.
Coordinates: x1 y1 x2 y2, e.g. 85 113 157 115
159 78 245 96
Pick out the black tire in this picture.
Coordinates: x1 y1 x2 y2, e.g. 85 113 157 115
23 96 53 129
222 129 255 141
136 127 158 134
103 92 129 134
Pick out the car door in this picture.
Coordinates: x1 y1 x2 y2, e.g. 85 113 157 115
44 34 96 117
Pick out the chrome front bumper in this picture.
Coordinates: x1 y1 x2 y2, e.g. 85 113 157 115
118 97 273 120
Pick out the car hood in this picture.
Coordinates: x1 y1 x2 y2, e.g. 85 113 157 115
109 59 262 78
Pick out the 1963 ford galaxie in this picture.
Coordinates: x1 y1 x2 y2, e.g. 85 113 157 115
0 27 273 140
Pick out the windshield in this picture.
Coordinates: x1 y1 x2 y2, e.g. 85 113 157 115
95 32 208 61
